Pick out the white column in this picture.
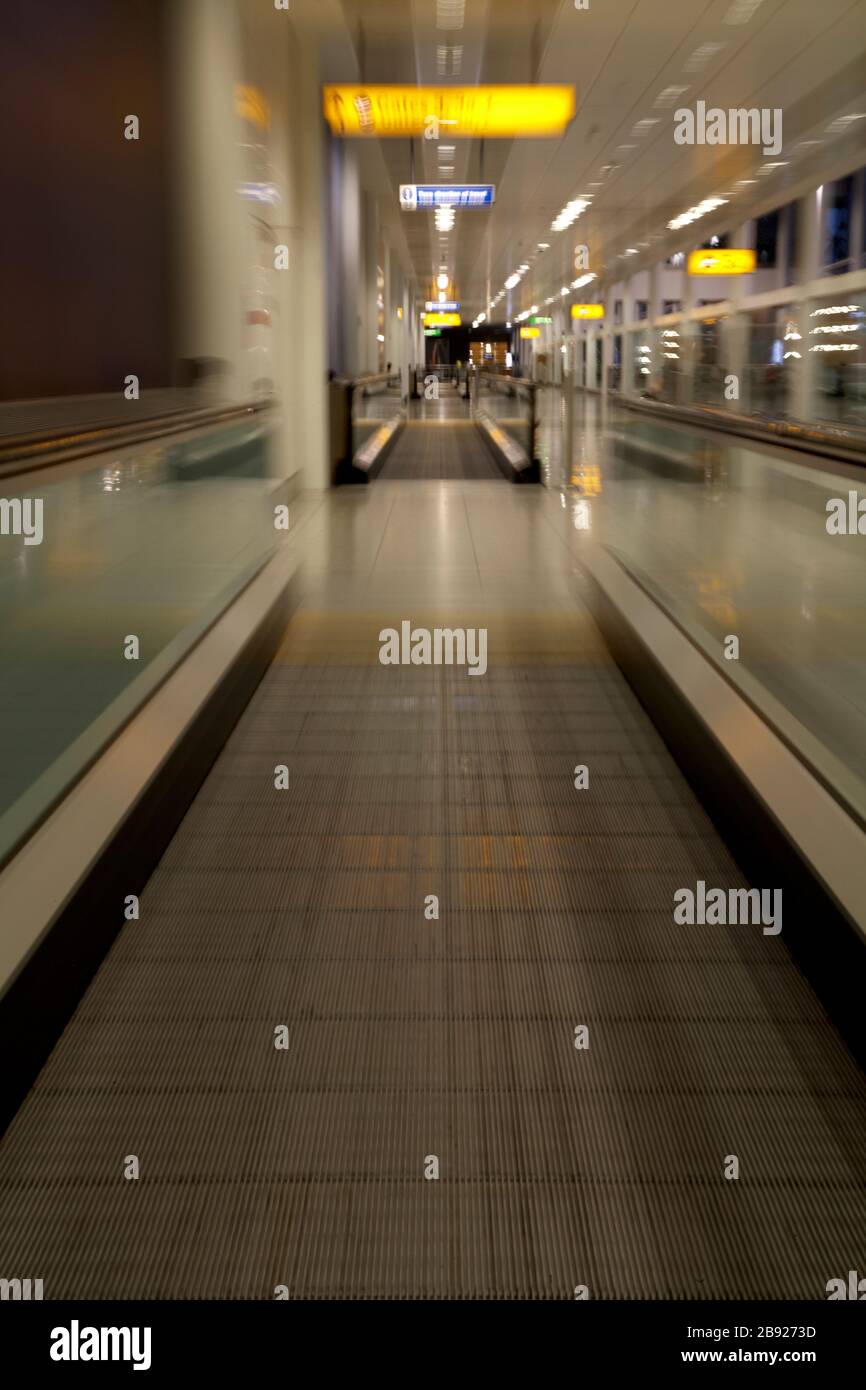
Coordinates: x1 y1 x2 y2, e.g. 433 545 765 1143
383 241 397 373
601 287 615 393
359 194 379 375
400 283 410 400
167 0 247 399
722 222 751 412
621 328 635 396
276 24 328 487
334 144 362 380
553 304 566 384
790 190 823 421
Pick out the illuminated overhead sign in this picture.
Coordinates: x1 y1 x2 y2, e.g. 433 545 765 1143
687 248 756 276
520 327 541 339
425 301 459 312
425 312 461 327
529 315 552 325
400 184 495 210
323 85 576 138
571 304 605 320
424 329 442 337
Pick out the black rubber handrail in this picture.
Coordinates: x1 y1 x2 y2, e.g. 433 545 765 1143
351 371 400 390
0 398 274 477
478 370 539 394
616 393 866 467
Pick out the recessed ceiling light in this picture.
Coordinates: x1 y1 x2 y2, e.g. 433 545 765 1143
683 41 727 73
723 0 767 25
436 0 464 31
436 44 463 75
667 195 728 230
654 86 689 108
551 196 590 232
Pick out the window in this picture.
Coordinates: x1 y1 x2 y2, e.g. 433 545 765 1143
755 209 779 268
786 203 798 282
634 300 648 320
824 175 853 273
662 299 682 315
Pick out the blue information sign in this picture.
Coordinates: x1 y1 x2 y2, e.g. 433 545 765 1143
400 184 495 210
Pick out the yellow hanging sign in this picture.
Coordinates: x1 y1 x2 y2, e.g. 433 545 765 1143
323 85 576 138
519 327 541 339
571 304 605 320
688 249 756 275
425 312 461 327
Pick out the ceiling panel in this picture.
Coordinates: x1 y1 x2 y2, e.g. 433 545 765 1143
322 0 866 319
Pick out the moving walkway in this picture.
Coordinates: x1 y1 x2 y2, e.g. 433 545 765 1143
1 401 864 1299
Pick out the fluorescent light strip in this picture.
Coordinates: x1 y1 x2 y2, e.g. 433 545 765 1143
551 196 590 232
436 0 464 30
667 195 728 231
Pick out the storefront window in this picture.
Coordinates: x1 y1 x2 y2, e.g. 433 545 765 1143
656 326 682 402
809 296 866 429
744 304 793 416
634 329 654 395
692 316 727 405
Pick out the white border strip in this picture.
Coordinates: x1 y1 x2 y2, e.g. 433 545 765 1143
581 540 866 937
0 546 298 994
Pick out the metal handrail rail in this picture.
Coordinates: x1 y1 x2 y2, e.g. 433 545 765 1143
477 370 539 394
0 397 275 477
474 371 541 466
617 393 866 466
352 371 400 390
